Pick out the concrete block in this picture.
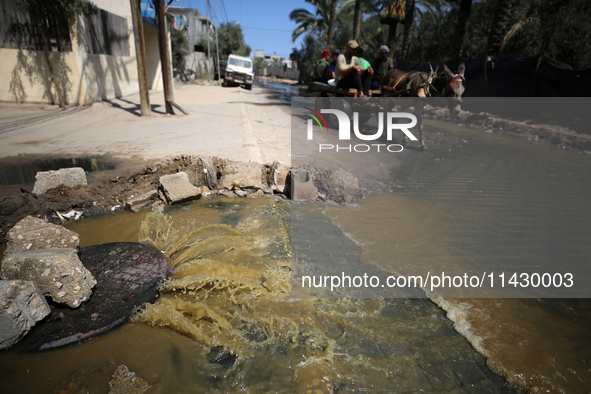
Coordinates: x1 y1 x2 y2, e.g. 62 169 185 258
159 172 204 204
4 216 80 258
286 169 318 201
219 161 264 190
125 190 158 212
32 167 87 195
1 248 97 308
0 280 51 350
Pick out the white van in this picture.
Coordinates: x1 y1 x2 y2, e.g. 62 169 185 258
224 54 254 90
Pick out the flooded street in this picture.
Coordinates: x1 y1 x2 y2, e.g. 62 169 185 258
1 86 590 393
321 119 591 392
0 197 513 393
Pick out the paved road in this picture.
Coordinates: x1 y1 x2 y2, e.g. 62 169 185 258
0 81 292 166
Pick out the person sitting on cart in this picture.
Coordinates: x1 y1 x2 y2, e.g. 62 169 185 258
336 40 370 97
312 49 332 84
328 49 341 82
371 45 394 90
356 46 374 96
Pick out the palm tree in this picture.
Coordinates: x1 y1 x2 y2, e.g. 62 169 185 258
353 0 363 41
289 0 354 43
452 0 473 59
399 0 415 65
378 0 443 60
486 0 515 58
378 0 406 53
327 0 338 45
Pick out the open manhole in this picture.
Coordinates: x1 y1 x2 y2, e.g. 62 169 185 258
14 242 168 351
0 157 115 186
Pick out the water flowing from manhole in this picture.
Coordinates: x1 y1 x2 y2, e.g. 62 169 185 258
0 198 509 392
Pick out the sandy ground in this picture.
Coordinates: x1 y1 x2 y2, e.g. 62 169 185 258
0 82 292 166
0 81 300 242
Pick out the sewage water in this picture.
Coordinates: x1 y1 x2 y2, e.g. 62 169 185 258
0 198 513 393
321 122 591 393
1 121 589 392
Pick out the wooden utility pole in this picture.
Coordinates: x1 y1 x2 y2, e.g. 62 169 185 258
214 0 221 82
130 0 150 116
154 0 174 114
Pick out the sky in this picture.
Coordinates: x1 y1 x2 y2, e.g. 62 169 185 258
173 0 315 59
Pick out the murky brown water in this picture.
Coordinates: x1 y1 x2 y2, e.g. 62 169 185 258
322 121 591 393
1 120 590 392
0 198 512 393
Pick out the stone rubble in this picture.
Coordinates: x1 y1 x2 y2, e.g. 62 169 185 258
159 172 206 203
0 279 51 350
125 190 158 212
3 216 80 258
32 167 88 195
285 169 319 201
108 365 150 393
1 248 96 308
219 161 264 190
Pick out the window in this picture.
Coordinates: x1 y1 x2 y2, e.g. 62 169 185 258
0 0 72 52
79 8 129 56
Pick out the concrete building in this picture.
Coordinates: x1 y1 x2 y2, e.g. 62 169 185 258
167 6 216 75
0 0 164 106
254 50 284 67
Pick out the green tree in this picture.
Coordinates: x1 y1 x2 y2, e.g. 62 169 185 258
290 33 322 84
399 0 415 65
289 0 355 43
203 22 251 60
16 0 97 108
253 57 265 74
327 0 338 46
376 0 446 60
377 0 406 53
170 27 189 71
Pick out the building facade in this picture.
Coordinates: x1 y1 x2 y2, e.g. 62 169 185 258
167 6 216 75
0 0 164 106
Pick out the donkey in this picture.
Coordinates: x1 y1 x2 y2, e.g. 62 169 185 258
380 63 466 150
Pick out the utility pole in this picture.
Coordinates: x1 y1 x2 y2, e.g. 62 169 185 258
154 0 174 114
206 0 211 82
214 0 220 82
130 0 150 116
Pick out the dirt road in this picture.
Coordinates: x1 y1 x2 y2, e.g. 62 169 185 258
0 81 292 166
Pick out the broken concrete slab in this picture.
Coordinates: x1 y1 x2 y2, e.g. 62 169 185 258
268 161 290 193
0 280 51 350
246 189 265 198
109 365 150 393
159 172 205 204
285 169 318 201
32 167 88 195
219 161 264 190
4 216 80 258
1 248 97 308
315 168 361 203
218 190 237 198
125 190 158 213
